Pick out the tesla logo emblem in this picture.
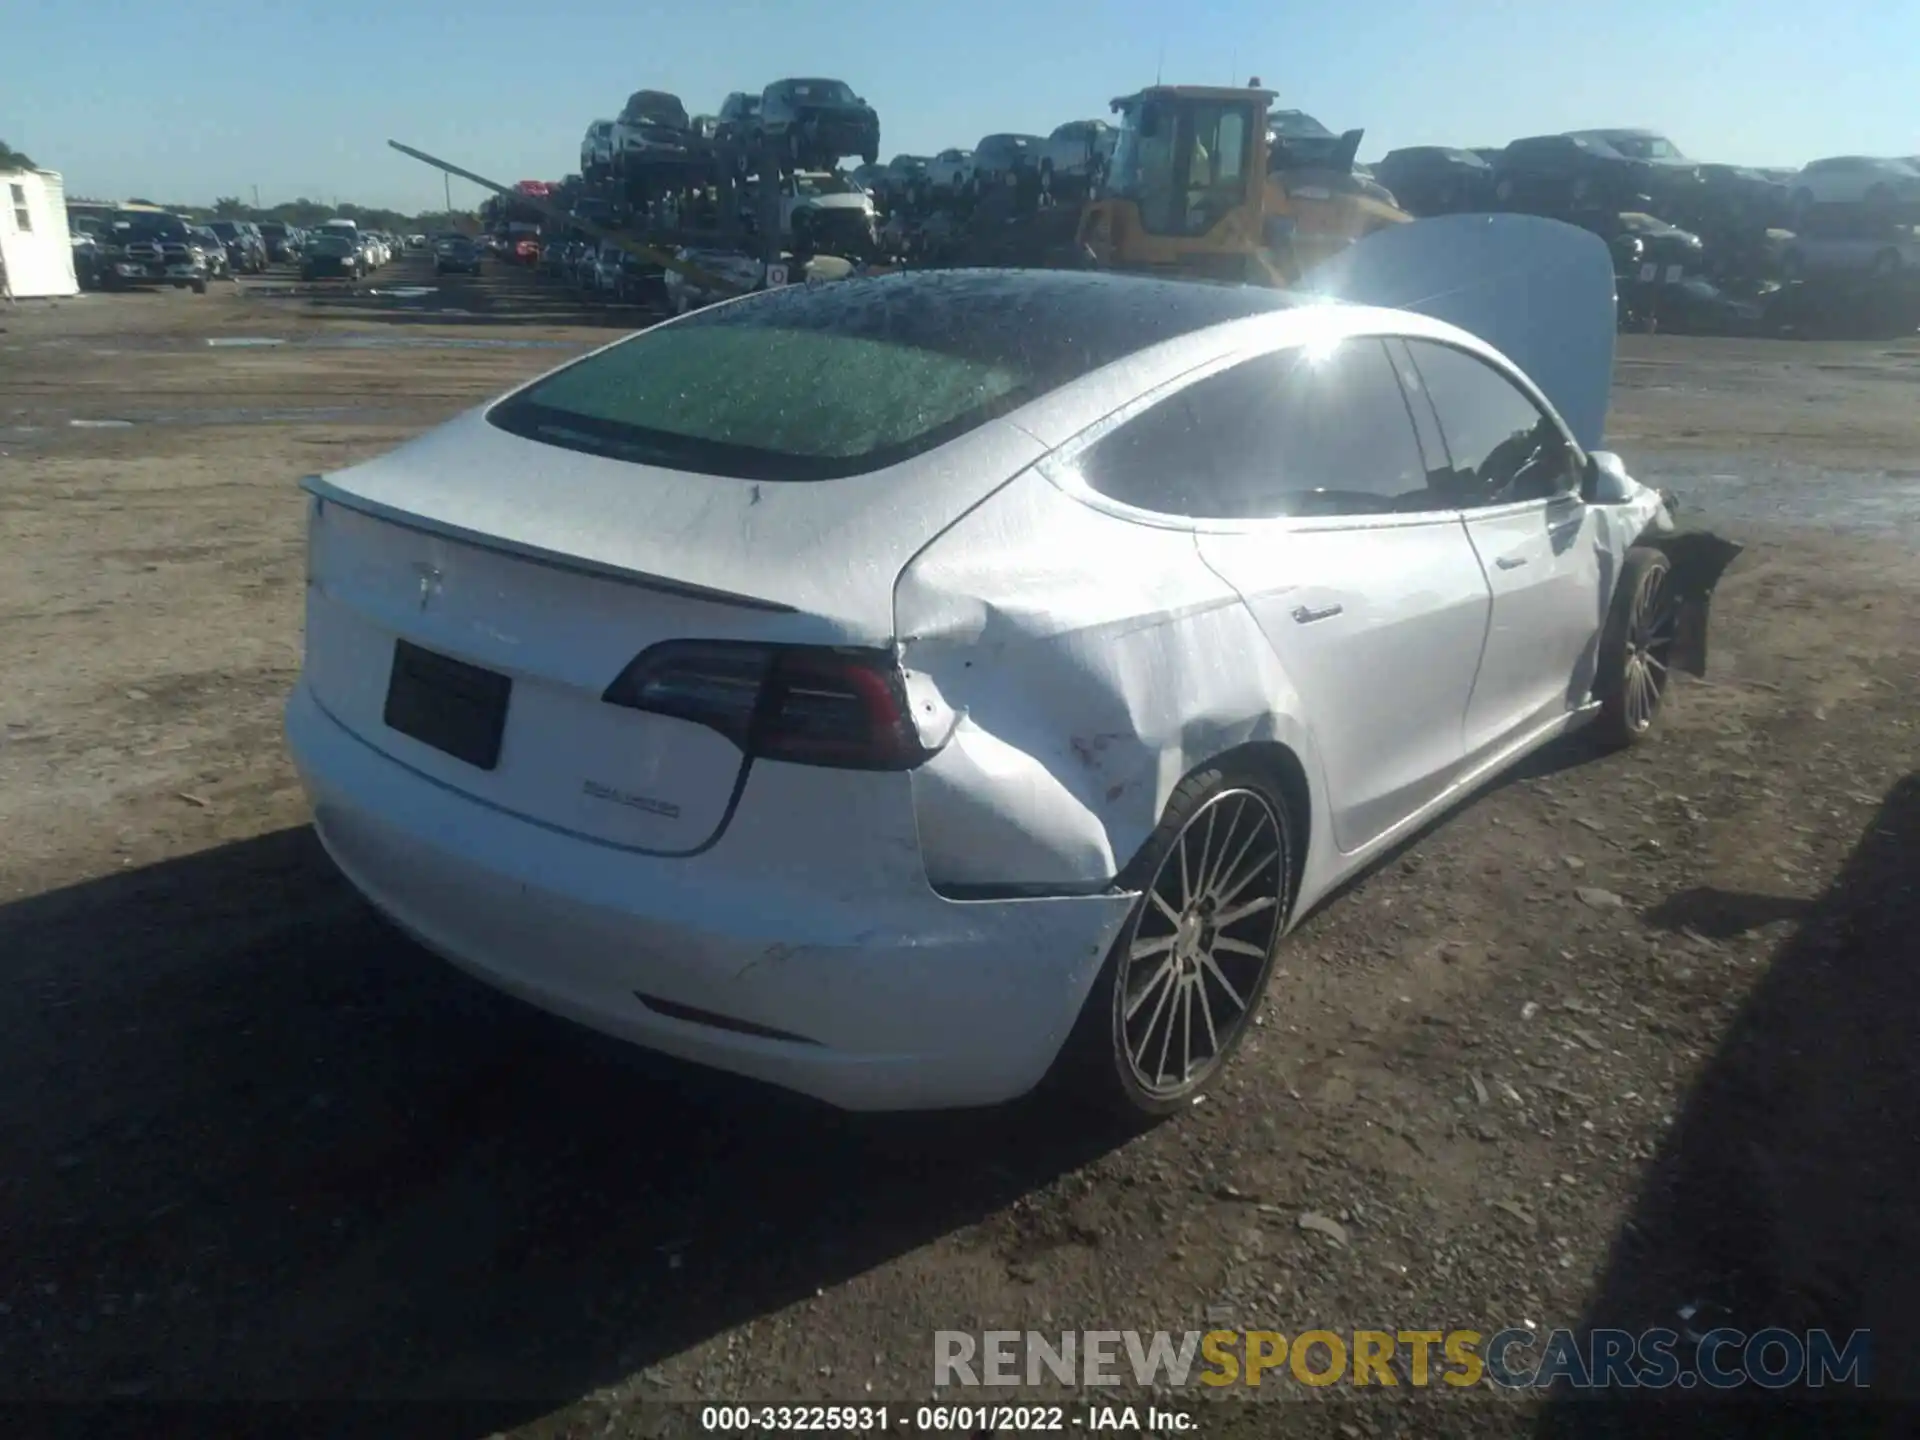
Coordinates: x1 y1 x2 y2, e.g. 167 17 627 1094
413 563 444 610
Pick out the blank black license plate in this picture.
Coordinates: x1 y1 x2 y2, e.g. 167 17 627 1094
383 640 511 770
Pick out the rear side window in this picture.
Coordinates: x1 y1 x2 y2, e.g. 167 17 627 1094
1076 339 1432 519
1403 340 1580 506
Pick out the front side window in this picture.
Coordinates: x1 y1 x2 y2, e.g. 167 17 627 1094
1403 340 1579 507
11 183 30 233
1076 338 1433 520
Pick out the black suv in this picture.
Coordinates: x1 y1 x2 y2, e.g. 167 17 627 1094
760 78 880 169
208 220 269 273
968 133 1043 197
95 211 210 292
1370 147 1497 216
257 221 300 262
1494 131 1700 216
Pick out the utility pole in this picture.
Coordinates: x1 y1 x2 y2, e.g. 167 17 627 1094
251 183 260 209
444 171 453 215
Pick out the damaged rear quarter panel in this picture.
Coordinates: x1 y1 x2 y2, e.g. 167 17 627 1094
895 468 1318 896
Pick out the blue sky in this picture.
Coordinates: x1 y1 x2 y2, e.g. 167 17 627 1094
7 0 1914 212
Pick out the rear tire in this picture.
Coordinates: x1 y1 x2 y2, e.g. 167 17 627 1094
1055 761 1294 1122
1593 545 1676 748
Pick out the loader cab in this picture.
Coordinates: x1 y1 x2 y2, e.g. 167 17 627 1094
1103 86 1269 238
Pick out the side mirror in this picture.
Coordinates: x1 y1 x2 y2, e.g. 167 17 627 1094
1582 449 1636 504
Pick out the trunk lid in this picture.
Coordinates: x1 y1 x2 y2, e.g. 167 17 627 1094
301 405 1045 851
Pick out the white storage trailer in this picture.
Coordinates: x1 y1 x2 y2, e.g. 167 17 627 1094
0 168 80 299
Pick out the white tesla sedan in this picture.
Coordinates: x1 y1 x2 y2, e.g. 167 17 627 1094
286 215 1739 1118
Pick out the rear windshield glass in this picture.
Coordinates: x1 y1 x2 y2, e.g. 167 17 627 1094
488 270 1291 481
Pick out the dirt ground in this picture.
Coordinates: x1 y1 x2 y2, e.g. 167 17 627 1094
2 262 1917 1439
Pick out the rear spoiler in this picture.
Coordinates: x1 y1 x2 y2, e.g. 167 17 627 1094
301 473 795 612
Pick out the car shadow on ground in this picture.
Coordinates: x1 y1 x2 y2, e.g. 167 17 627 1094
0 826 1124 1431
1532 771 1920 1436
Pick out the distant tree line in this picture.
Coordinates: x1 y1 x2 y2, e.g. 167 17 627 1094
60 186 479 234
199 197 481 231
1 139 38 170
205 196 479 232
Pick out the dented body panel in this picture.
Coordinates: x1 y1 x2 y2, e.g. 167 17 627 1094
898 470 1325 895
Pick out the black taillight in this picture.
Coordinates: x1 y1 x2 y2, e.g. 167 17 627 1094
602 641 932 771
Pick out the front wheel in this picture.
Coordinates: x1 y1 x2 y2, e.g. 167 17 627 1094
1058 763 1293 1120
1594 545 1676 748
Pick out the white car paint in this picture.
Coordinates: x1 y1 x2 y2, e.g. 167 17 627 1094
926 148 974 193
779 171 876 239
286 217 1712 1112
1787 156 1920 207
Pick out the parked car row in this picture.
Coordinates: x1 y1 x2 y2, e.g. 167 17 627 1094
1371 133 1920 232
580 78 884 183
532 235 663 302
853 122 1120 211
64 206 434 291
74 208 220 293
551 69 1920 278
578 85 1121 214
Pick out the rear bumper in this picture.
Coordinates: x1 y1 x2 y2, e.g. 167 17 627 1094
285 682 1131 1110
